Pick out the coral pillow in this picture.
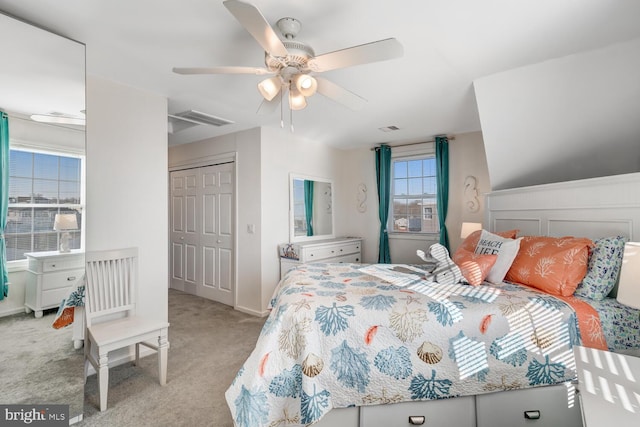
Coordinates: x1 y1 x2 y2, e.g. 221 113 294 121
505 236 593 296
474 230 522 284
452 249 498 286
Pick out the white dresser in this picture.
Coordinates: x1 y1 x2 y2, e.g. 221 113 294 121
24 250 84 318
279 237 362 279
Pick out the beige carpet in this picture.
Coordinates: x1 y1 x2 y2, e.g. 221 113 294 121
80 289 266 426
0 307 85 419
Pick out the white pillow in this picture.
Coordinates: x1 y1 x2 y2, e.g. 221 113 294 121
474 230 522 284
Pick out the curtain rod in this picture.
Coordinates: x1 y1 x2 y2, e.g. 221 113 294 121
370 136 455 151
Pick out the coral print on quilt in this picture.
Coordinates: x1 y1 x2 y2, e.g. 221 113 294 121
226 262 593 427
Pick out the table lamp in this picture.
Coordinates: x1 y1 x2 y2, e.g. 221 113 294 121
53 213 78 253
460 222 482 239
616 242 640 309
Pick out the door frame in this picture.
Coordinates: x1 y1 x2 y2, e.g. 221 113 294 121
168 151 238 308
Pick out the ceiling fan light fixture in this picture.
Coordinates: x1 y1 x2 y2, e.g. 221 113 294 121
258 76 282 101
293 74 317 97
30 113 85 126
288 87 307 111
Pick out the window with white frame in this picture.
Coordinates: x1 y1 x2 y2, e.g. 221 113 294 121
390 154 439 234
6 148 83 261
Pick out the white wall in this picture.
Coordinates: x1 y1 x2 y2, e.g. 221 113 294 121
447 131 491 251
259 127 342 310
337 131 490 263
86 75 168 323
475 37 640 191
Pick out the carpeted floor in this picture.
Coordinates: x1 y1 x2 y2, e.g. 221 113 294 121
79 289 266 426
0 307 85 419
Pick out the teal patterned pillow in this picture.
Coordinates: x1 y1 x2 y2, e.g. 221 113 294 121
574 236 627 300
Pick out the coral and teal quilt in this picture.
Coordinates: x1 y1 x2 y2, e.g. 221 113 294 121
226 263 585 427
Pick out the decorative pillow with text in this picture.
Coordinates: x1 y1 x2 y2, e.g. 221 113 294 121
474 230 522 284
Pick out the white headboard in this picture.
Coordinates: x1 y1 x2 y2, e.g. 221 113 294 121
485 172 640 241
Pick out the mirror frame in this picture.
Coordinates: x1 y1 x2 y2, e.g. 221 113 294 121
289 173 335 243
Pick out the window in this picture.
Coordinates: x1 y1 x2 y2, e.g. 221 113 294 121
390 155 439 234
6 148 83 261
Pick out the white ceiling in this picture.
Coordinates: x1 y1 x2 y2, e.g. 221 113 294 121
1 0 640 149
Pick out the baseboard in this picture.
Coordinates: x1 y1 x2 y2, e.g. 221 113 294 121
234 304 269 317
0 307 26 318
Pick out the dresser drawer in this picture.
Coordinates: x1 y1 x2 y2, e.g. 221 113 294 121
41 286 73 308
43 257 84 272
332 253 361 263
476 385 582 427
305 242 361 261
41 268 84 290
360 396 476 427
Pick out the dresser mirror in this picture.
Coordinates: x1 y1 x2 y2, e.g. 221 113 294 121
290 174 334 242
0 11 85 421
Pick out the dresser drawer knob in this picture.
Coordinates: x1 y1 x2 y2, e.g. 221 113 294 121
408 416 425 425
67 276 77 281
524 410 540 420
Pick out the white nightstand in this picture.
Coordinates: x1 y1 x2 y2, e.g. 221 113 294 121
574 345 640 426
24 250 84 318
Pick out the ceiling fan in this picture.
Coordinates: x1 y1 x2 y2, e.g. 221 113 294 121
173 0 403 115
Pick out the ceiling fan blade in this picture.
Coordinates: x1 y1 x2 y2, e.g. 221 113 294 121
309 38 403 73
173 66 273 75
223 0 288 57
315 77 366 111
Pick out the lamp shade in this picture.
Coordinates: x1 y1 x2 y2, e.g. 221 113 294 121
288 87 307 111
616 242 640 309
53 213 78 231
257 76 282 101
460 222 482 239
293 73 317 97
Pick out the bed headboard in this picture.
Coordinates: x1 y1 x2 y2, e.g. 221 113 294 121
485 172 640 241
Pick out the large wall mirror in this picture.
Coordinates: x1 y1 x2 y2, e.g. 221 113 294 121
289 174 334 242
0 11 86 422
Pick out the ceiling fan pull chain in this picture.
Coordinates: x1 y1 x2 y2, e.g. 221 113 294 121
290 105 294 133
280 90 284 128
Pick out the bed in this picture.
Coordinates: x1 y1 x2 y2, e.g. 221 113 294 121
226 172 640 427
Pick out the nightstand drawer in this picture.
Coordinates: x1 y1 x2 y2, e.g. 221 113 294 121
41 269 84 290
43 257 84 272
41 287 73 308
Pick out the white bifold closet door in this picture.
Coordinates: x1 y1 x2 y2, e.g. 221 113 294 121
170 162 234 306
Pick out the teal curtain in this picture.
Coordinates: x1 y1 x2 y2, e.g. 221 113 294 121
375 145 392 263
304 179 314 236
0 112 9 300
435 136 450 252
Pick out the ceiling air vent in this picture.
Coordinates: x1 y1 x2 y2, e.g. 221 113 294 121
378 125 400 132
168 110 234 133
